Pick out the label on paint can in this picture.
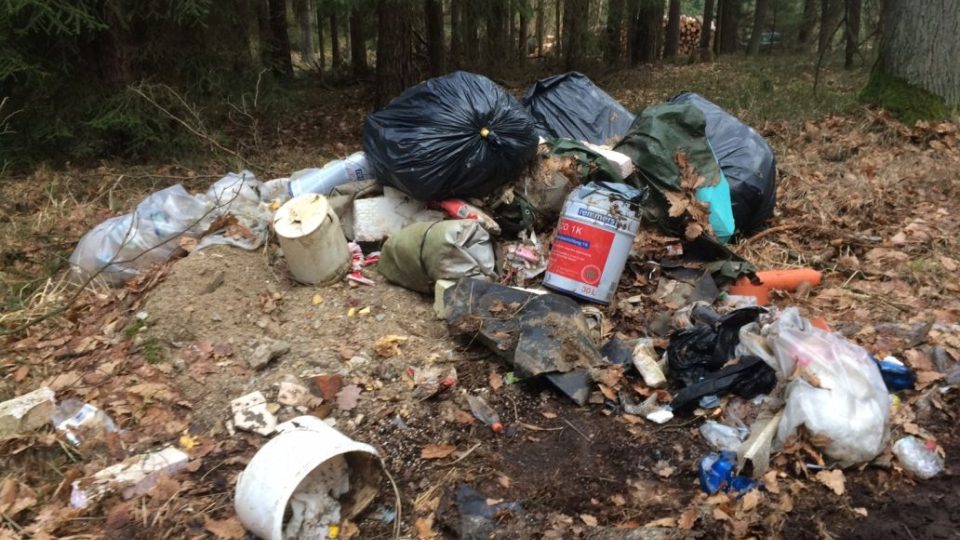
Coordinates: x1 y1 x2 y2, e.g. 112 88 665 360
543 183 643 304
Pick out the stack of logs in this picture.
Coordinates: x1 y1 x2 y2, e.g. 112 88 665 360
676 15 708 56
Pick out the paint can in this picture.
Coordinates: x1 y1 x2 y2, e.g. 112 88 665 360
543 183 643 304
273 194 351 285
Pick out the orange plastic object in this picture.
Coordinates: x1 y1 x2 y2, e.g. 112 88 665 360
810 317 831 331
727 269 823 305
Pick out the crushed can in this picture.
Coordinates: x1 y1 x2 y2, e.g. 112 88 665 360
543 182 644 304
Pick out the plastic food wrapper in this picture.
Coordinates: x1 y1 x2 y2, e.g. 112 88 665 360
892 436 944 480
700 420 747 452
522 72 635 145
53 399 118 446
69 184 211 285
362 71 538 201
377 220 496 294
770 308 891 466
669 92 777 234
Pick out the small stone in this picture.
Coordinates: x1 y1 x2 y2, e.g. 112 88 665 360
256 317 270 329
135 311 149 321
210 312 222 322
349 354 370 368
0 387 55 439
248 339 291 369
375 314 386 322
172 358 186 371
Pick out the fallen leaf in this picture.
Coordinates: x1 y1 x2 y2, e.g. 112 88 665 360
541 411 558 419
489 371 503 391
415 515 435 539
179 432 198 450
453 409 476 424
685 221 704 240
644 517 677 528
916 370 944 387
335 384 361 410
712 507 731 521
741 489 761 511
420 444 457 460
311 294 324 305
203 516 246 539
580 514 598 527
610 494 626 507
374 335 409 358
853 507 868 517
815 469 846 496
178 236 198 252
678 508 698 530
498 475 511 489
762 470 780 494
13 365 28 383
655 460 675 478
0 479 36 518
311 373 343 401
940 256 958 272
598 383 617 401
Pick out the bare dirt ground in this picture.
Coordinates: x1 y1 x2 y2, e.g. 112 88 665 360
1 58 959 539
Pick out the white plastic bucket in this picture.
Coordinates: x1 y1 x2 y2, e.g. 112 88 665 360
543 184 642 304
234 416 383 540
273 194 351 285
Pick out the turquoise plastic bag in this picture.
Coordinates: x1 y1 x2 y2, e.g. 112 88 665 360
696 169 735 242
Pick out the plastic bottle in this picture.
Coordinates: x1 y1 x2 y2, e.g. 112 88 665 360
874 356 917 392
52 399 119 446
699 420 745 452
698 451 757 494
287 152 374 198
892 436 944 479
466 395 503 433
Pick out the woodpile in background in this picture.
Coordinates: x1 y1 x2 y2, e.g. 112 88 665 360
677 15 708 56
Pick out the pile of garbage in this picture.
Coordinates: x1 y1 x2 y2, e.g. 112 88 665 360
56 70 954 537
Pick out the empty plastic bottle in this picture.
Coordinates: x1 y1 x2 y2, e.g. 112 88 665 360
892 436 943 479
287 152 374 198
466 395 503 433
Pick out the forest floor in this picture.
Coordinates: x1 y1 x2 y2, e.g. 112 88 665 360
1 55 959 540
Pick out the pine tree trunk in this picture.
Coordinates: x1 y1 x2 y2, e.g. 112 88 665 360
424 0 445 76
463 0 481 64
874 0 960 107
627 0 640 64
536 0 545 55
797 0 816 49
605 0 626 63
486 0 510 66
562 0 589 70
330 6 342 69
450 0 462 66
316 0 326 69
632 0 661 63
843 0 860 69
717 0 739 55
519 0 529 59
350 6 367 75
375 0 414 108
699 0 715 54
663 0 680 58
555 0 562 57
293 0 315 62
267 0 294 77
817 0 842 57
746 0 767 55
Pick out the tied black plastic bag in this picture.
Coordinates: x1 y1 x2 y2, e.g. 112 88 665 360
669 93 777 233
523 72 635 145
362 71 538 201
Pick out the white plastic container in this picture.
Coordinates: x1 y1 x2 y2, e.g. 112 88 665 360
543 183 642 304
273 194 351 285
288 152 375 198
234 416 383 540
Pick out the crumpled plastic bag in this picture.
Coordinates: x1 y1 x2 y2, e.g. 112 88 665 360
769 308 890 467
197 171 271 251
377 220 496 293
69 184 212 285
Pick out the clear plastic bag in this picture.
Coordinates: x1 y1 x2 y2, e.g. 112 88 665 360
69 184 212 285
770 308 890 466
892 436 944 479
196 171 270 251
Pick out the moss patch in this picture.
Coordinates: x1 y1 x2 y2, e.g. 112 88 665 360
861 69 952 124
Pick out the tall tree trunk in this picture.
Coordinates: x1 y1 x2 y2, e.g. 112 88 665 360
424 0 445 75
330 5 342 69
375 0 414 108
266 0 294 77
716 0 739 55
463 0 481 64
350 5 367 75
293 0 315 63
536 0 545 55
554 0 562 57
797 0 816 49
699 0 715 55
450 0 462 66
870 0 960 108
817 0 842 58
627 0 640 63
605 0 626 63
519 0 530 59
256 0 272 66
562 0 589 69
632 0 661 64
316 0 326 69
746 0 767 55
663 0 681 58
486 0 510 65
843 0 860 69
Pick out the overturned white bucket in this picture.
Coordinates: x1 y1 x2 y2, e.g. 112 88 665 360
234 416 383 540
273 194 351 285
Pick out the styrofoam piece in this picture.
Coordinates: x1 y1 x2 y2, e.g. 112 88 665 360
231 391 277 436
273 194 351 285
0 387 55 439
583 142 635 179
234 415 383 540
352 187 445 242
71 446 189 508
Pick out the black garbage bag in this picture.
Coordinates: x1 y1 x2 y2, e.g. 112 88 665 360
363 71 539 201
669 92 777 233
671 355 777 411
667 306 766 385
522 72 635 145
